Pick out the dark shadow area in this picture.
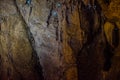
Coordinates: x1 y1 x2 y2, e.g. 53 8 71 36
103 0 111 5
103 42 114 71
112 26 119 48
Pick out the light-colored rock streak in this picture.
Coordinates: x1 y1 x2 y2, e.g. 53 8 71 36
16 0 65 80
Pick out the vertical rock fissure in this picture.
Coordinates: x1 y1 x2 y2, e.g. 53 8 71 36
112 23 119 48
13 0 44 79
46 2 53 27
76 0 105 80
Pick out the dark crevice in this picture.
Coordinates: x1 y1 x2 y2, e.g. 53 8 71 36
53 15 59 41
31 49 44 80
94 0 102 14
29 6 33 16
80 0 102 44
103 41 114 71
81 8 94 44
60 28 63 42
25 15 44 80
77 0 81 30
77 0 102 55
29 31 44 80
112 24 119 48
47 3 53 27
103 28 115 71
55 27 58 41
93 0 102 37
65 7 70 24
76 0 104 80
13 0 44 79
103 0 111 6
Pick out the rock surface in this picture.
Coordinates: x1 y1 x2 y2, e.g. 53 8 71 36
0 0 120 80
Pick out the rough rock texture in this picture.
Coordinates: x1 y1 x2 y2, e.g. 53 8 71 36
0 0 43 80
0 0 120 80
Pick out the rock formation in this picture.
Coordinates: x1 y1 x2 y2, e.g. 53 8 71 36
0 0 120 80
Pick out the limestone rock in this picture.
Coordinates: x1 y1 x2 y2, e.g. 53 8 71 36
0 0 120 80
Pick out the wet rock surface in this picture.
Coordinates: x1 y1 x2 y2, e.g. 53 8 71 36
0 0 120 80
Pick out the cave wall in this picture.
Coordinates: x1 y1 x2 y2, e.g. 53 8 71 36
0 0 120 80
